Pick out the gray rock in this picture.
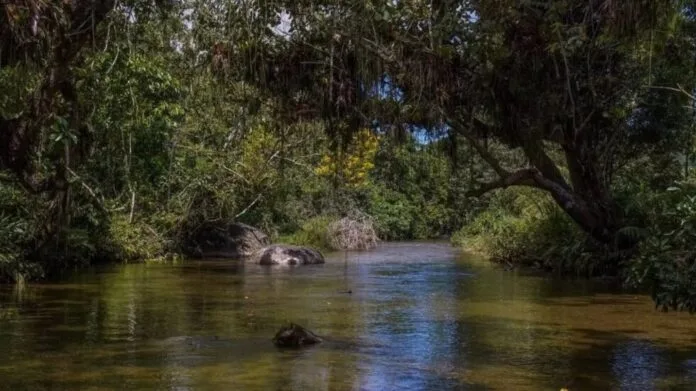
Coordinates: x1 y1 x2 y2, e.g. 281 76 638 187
226 223 270 256
188 222 270 258
254 244 325 265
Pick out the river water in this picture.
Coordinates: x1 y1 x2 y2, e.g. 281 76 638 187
0 242 695 390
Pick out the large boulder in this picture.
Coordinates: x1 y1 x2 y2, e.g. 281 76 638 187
254 244 325 265
187 222 270 258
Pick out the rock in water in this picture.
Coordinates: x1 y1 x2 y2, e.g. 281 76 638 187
273 323 322 347
254 245 325 265
186 222 270 258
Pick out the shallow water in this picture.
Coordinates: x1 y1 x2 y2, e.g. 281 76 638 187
0 242 695 390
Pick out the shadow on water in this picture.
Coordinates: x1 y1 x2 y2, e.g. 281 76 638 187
0 242 695 390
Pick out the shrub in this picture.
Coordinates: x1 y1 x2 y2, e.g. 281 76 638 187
452 187 601 275
0 213 34 282
0 184 41 281
104 214 169 261
279 215 335 250
279 211 379 251
367 184 416 240
625 184 696 312
327 211 378 250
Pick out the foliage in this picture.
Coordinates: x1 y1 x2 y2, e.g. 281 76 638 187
452 187 606 276
279 216 335 251
366 135 466 240
367 184 416 240
104 214 169 261
279 211 378 251
227 0 695 248
625 184 696 312
0 183 37 280
315 128 379 188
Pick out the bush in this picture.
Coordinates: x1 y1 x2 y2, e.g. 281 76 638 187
0 184 42 281
102 214 169 261
452 187 602 276
367 184 416 240
279 212 379 251
625 183 696 312
279 215 335 250
0 213 34 282
327 211 378 250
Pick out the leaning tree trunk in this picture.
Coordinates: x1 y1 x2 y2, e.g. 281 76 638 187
544 183 620 245
465 133 624 247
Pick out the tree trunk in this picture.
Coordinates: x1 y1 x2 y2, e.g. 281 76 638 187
466 140 622 246
545 186 618 244
520 141 620 245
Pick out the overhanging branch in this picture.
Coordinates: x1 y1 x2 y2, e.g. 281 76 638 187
467 168 539 197
521 140 571 190
443 113 510 177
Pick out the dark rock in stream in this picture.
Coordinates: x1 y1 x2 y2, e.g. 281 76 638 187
253 244 325 265
185 222 270 258
273 323 323 348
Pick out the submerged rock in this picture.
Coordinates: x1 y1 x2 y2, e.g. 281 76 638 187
254 244 325 265
273 323 322 347
186 222 270 258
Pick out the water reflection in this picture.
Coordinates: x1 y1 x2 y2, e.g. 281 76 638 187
356 257 461 390
612 339 665 391
0 242 695 390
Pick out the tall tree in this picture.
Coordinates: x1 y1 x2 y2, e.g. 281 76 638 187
0 0 174 243
1 0 116 190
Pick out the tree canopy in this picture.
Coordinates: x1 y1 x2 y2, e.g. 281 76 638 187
218 0 694 247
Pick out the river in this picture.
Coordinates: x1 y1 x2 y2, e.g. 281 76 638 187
0 242 695 390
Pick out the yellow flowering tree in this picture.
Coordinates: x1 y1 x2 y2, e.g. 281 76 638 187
315 128 379 188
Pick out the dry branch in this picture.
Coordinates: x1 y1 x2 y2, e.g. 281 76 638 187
327 211 378 250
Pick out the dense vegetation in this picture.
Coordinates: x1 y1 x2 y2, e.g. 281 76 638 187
2 0 696 311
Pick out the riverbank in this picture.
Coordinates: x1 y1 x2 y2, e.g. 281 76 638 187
0 214 382 283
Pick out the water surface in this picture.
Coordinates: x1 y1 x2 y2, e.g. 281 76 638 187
1 242 695 390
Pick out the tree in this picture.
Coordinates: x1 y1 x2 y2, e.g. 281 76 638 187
216 0 693 253
0 1 116 191
0 0 182 276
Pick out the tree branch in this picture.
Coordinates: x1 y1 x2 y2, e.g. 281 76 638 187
234 194 263 219
443 113 510 177
467 168 539 196
466 166 582 218
520 140 571 190
66 167 107 213
649 84 695 100
555 28 577 134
